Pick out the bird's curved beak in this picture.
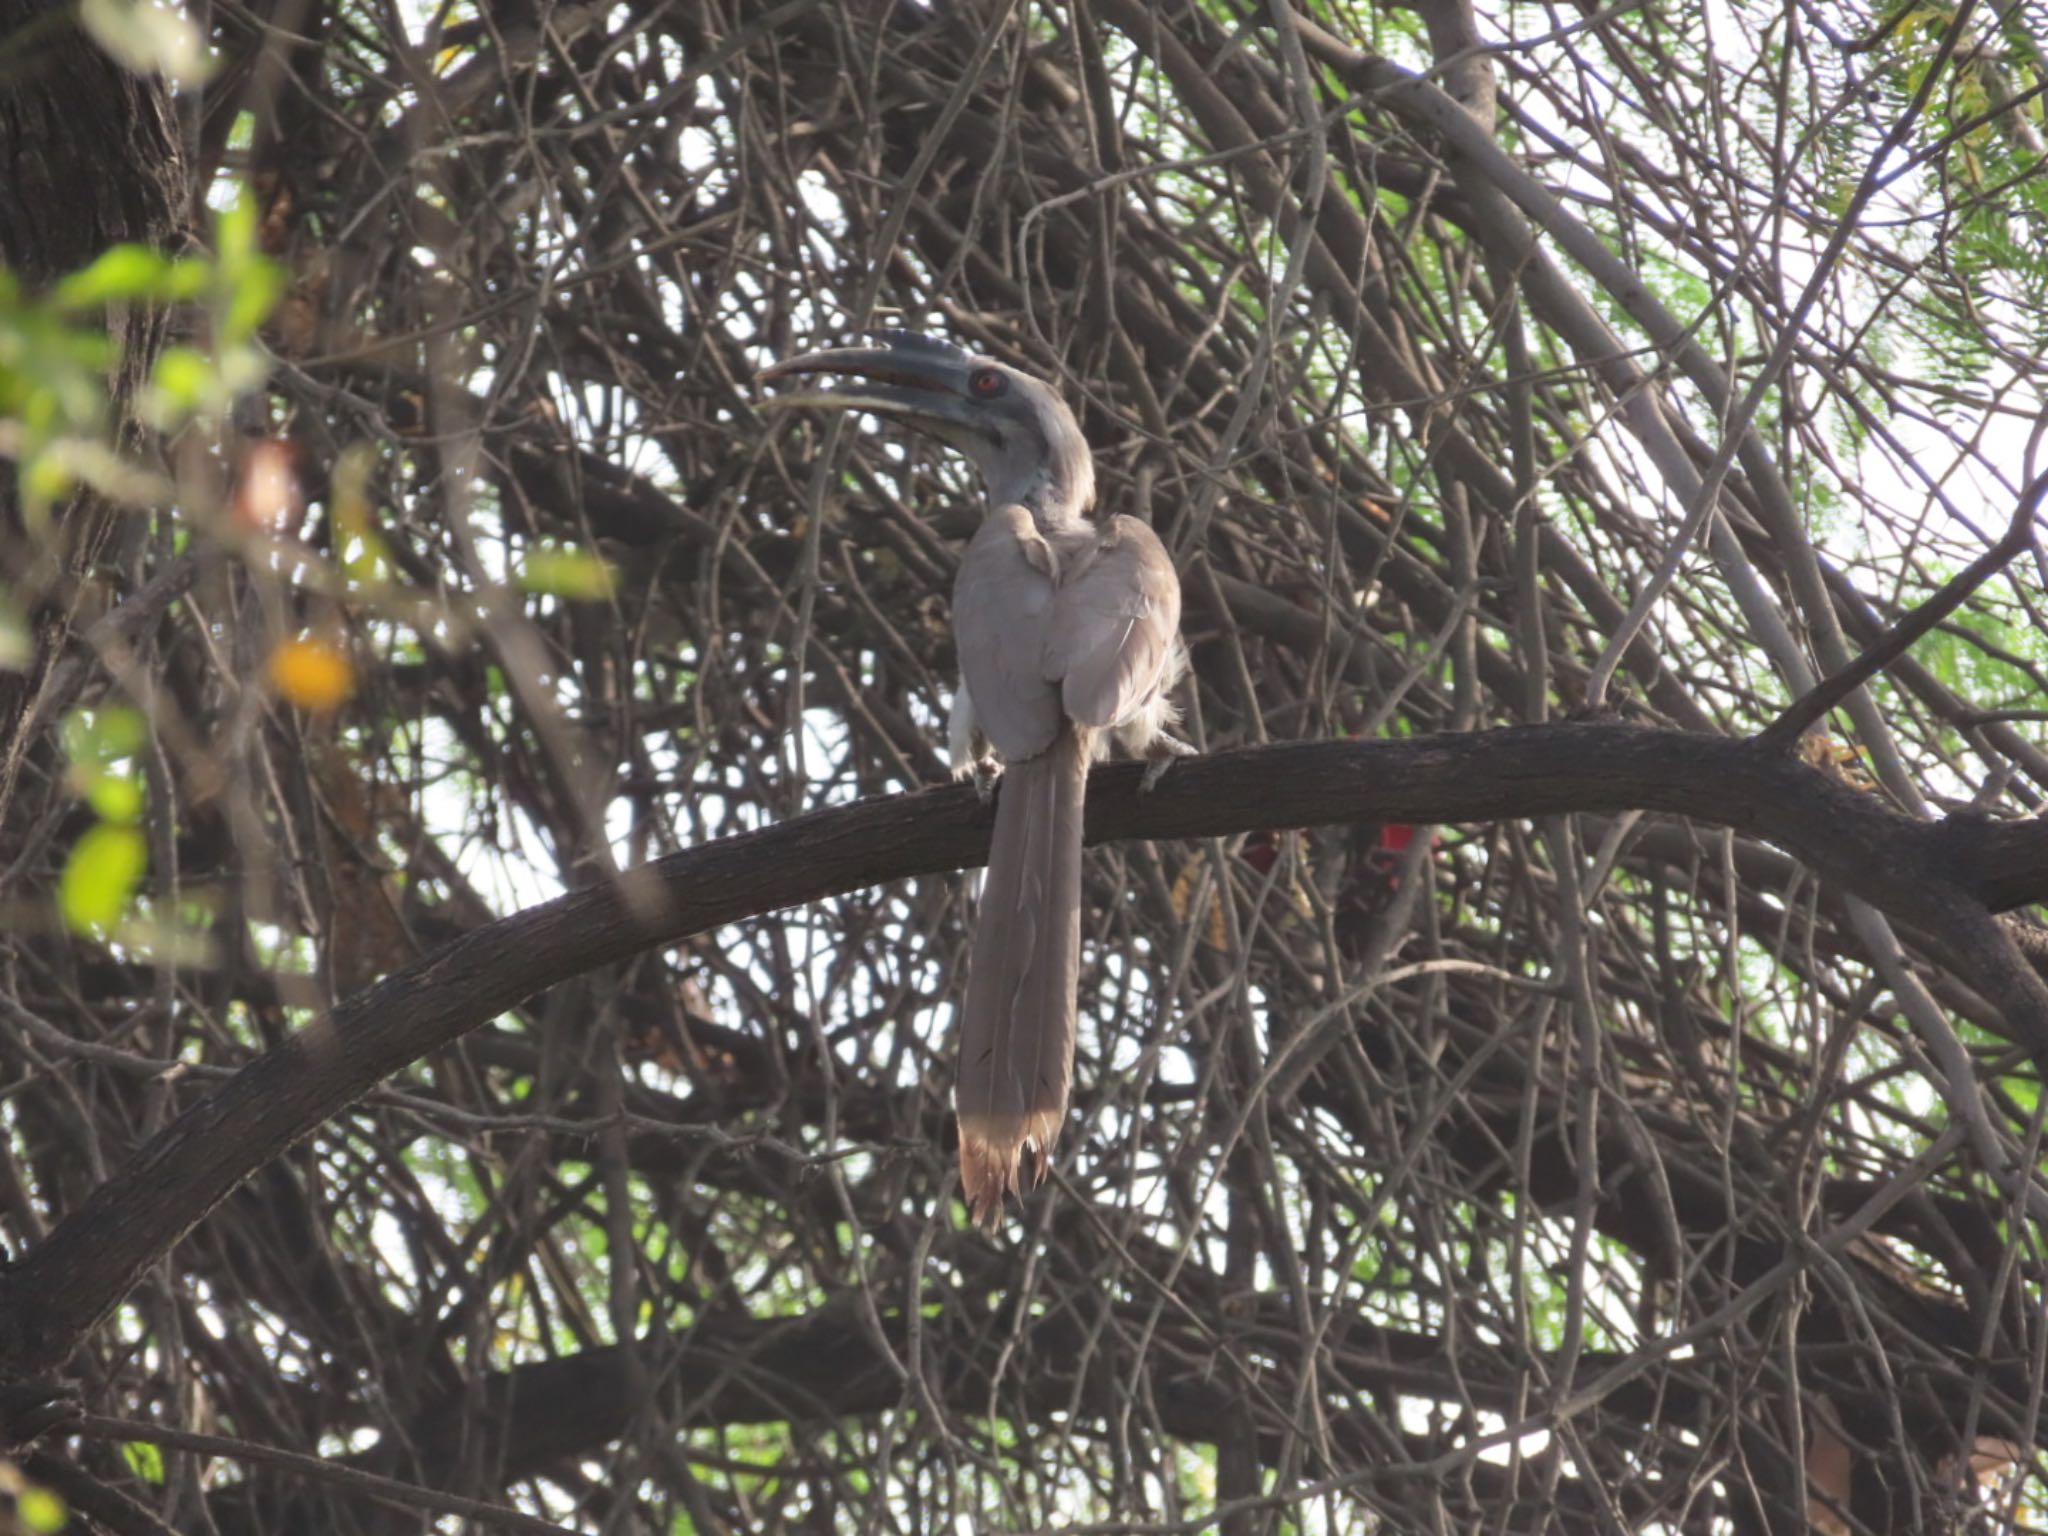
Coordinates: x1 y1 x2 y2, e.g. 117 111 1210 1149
757 340 977 437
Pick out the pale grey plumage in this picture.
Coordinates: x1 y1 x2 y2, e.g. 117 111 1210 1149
760 334 1185 1226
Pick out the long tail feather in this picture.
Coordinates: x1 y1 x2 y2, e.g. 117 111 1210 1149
956 723 1090 1227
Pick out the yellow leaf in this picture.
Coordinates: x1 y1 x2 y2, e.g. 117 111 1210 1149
270 637 354 711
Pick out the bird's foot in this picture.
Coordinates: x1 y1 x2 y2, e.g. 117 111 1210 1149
1139 732 1198 793
966 756 1001 805
950 747 1001 804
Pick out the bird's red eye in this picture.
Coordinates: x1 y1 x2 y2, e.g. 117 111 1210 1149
969 368 1006 398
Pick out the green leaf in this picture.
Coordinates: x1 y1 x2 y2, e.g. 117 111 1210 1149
60 822 147 932
221 259 286 344
520 545 617 600
121 1438 167 1483
63 705 148 767
143 344 217 427
53 248 212 310
90 706 147 761
86 771 144 824
18 1484 67 1533
52 246 171 308
20 450 75 515
217 191 259 271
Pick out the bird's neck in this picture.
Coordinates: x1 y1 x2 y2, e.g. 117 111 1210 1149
999 449 1095 533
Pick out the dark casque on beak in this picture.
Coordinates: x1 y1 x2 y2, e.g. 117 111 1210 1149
756 337 978 434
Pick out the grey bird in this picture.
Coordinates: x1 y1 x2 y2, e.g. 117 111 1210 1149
760 333 1187 1226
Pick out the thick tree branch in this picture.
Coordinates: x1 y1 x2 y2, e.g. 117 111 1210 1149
2 722 2041 1370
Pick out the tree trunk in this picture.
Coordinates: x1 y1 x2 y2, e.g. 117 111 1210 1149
0 0 186 833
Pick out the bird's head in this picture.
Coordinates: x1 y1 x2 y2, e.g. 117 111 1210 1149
759 331 1094 519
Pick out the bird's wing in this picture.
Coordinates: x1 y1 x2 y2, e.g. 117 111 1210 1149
953 504 1064 760
1045 515 1181 729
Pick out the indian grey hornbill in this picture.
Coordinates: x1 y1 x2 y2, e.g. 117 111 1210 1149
760 332 1187 1226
